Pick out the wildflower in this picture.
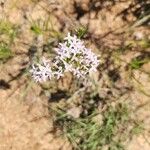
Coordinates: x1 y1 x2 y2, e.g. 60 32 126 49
30 58 53 82
55 33 99 78
30 33 99 82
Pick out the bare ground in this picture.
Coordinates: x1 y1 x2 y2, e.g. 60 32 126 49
0 0 150 149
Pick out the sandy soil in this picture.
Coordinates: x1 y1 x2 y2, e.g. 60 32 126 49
0 0 150 150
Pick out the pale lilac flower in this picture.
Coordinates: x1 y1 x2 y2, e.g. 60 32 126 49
55 33 99 78
30 57 52 82
30 33 100 82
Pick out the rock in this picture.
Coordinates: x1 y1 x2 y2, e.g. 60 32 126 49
67 106 82 119
134 32 144 40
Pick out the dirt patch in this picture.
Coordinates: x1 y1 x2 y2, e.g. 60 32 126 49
0 0 150 149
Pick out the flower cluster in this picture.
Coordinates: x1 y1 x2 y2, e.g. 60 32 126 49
30 33 99 82
30 58 53 82
30 58 64 82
